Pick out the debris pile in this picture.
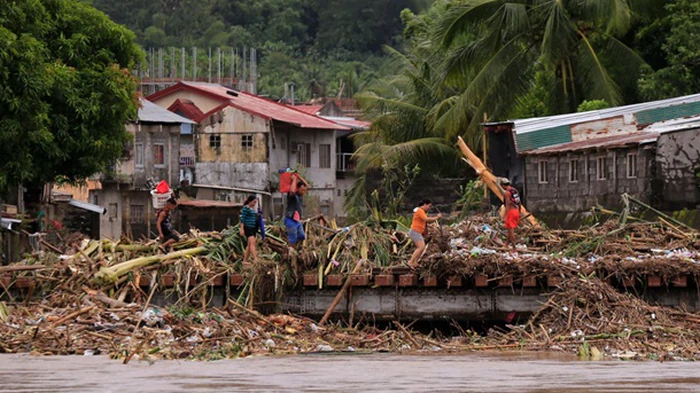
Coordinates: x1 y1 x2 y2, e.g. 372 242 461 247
1 210 700 361
488 276 700 361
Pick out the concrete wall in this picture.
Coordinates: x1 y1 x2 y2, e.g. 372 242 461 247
525 146 654 213
656 128 700 209
117 123 180 189
93 185 123 240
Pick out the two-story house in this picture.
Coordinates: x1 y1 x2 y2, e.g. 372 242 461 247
93 99 194 239
146 82 350 219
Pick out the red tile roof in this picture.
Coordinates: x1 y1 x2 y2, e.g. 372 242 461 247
147 82 349 130
522 132 659 155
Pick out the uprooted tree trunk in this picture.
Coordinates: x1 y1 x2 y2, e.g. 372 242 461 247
92 246 207 285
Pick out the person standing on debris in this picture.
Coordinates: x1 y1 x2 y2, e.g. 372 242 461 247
501 178 521 250
157 197 180 251
240 195 259 264
407 199 442 269
285 174 309 248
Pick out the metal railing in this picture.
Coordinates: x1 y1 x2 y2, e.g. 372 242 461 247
337 153 355 172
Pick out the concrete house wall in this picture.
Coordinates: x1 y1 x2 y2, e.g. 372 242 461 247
95 121 183 240
524 146 654 213
656 128 700 209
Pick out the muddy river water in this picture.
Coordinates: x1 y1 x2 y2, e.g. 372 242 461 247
1 352 698 392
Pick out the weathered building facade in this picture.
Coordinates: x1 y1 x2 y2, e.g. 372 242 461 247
485 94 700 215
93 100 194 240
146 82 350 219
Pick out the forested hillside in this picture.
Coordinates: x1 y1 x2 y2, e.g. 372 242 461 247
84 0 431 100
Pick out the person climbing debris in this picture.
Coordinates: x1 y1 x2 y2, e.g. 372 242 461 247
407 199 441 269
285 174 309 248
157 197 180 251
240 195 259 264
501 178 521 251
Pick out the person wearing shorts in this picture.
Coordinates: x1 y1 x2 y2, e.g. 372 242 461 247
285 174 309 248
157 198 180 251
407 199 442 269
240 195 259 264
501 178 521 251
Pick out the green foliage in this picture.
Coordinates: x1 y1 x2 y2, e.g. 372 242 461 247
0 0 142 192
453 180 483 219
87 0 430 101
637 0 700 100
345 164 421 222
577 100 611 112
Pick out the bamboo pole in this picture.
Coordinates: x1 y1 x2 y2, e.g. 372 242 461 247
457 136 539 227
319 259 364 325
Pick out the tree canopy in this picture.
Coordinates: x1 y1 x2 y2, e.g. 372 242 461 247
85 0 430 101
0 0 142 192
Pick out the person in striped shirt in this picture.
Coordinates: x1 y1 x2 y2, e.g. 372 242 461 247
239 195 258 264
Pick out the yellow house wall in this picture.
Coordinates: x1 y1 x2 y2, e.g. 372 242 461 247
197 106 269 163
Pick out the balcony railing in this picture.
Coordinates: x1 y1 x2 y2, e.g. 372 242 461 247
337 153 355 172
180 156 195 167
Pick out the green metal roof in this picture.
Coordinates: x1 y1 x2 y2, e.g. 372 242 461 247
515 125 572 152
635 101 700 125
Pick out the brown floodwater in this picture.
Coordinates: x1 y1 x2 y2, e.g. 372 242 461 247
1 352 699 393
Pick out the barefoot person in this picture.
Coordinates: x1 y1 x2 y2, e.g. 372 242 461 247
285 174 309 248
240 195 259 264
157 197 180 250
501 178 521 250
407 199 441 269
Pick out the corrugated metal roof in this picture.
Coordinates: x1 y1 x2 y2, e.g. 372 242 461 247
509 93 700 135
139 99 195 124
68 199 106 214
320 116 371 130
149 82 349 130
178 199 243 209
295 105 323 115
1 217 21 230
522 132 659 155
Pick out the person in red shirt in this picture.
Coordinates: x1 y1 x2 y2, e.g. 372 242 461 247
501 178 521 251
407 199 442 269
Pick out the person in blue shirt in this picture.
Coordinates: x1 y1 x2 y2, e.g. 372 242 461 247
239 195 259 264
285 174 309 248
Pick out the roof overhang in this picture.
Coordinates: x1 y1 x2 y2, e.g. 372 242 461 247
68 199 106 215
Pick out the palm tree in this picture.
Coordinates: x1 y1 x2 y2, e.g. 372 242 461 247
434 0 649 136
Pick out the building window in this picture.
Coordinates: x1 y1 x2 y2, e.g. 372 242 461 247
279 135 286 150
130 205 144 224
538 160 549 184
209 134 221 148
627 153 638 178
298 142 311 167
241 134 253 151
569 159 579 183
597 156 607 180
135 143 144 167
319 144 331 168
344 189 348 196
320 205 330 217
153 144 165 167
337 189 341 197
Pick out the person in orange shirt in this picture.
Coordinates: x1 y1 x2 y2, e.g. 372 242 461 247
407 199 442 269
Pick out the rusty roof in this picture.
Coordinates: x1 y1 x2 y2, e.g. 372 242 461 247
294 105 323 115
147 82 349 130
522 132 659 155
178 199 242 209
